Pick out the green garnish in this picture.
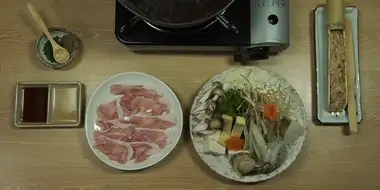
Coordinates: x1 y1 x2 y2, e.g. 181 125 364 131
42 36 63 63
217 89 249 117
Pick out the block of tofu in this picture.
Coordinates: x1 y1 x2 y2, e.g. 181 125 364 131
206 130 225 154
217 115 233 146
230 116 245 137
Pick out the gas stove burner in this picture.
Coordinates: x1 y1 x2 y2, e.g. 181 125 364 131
144 18 218 34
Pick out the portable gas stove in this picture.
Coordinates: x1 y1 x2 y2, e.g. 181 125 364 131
115 0 289 63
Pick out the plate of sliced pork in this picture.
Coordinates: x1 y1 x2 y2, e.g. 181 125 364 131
85 72 183 170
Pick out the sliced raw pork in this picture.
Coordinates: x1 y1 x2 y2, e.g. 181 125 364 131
93 131 133 164
120 95 169 115
133 128 168 148
121 116 175 130
110 84 160 99
93 131 161 164
131 143 154 163
119 94 135 115
94 125 168 148
96 119 116 131
96 100 118 121
96 119 133 131
98 127 136 142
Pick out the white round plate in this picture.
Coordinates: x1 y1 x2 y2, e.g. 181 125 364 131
189 67 307 183
86 72 183 170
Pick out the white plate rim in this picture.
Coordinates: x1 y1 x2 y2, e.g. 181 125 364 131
189 67 308 183
85 72 184 170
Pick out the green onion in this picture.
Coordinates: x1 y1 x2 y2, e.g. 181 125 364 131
217 89 249 117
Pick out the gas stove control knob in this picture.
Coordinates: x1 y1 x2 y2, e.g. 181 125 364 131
233 48 269 63
234 51 249 63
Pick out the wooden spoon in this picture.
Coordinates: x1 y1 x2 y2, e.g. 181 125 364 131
27 3 70 64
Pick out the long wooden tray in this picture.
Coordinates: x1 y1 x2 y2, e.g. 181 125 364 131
314 6 362 125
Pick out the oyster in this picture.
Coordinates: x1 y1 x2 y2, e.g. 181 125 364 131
230 152 258 177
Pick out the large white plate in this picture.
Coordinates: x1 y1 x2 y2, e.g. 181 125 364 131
189 67 307 183
85 72 183 170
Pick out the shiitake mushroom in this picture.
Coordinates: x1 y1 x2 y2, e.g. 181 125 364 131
212 81 223 88
216 95 225 105
209 118 222 129
213 112 222 119
211 86 225 97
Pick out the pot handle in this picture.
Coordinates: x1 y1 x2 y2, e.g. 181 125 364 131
120 15 141 33
217 15 239 33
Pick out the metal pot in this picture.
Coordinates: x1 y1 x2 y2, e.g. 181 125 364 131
117 0 238 33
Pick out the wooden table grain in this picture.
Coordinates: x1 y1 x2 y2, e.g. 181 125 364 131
1 0 380 189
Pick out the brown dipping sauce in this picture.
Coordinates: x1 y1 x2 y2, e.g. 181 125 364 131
21 87 49 123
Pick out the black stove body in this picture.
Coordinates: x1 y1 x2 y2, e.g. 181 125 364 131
115 0 289 63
